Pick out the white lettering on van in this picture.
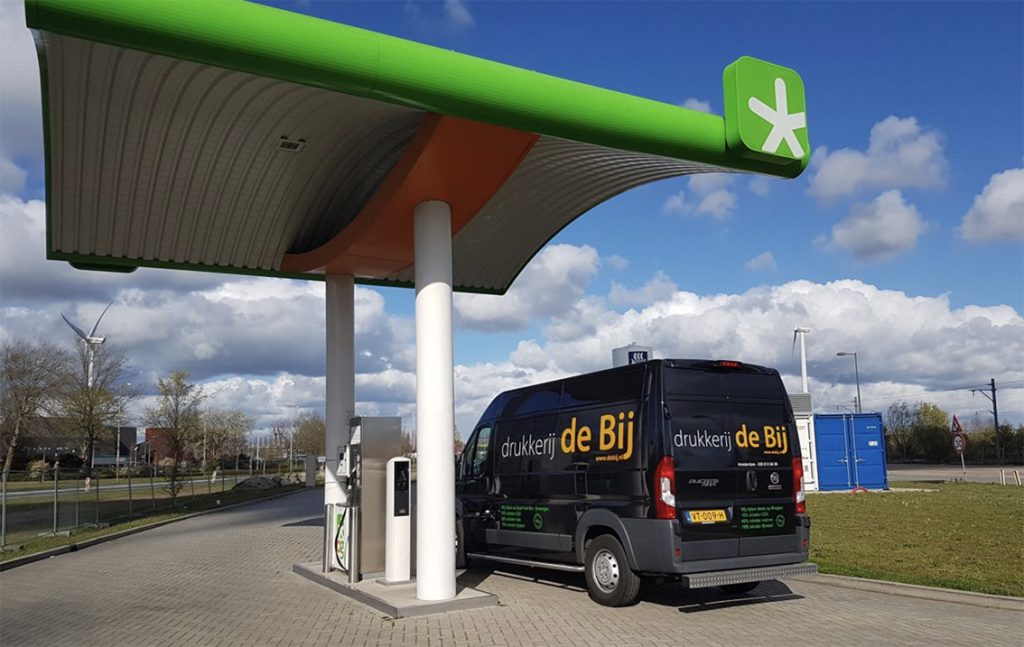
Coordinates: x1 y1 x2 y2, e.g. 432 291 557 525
673 428 733 452
501 432 557 461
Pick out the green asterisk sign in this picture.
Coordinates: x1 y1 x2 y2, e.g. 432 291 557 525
723 56 809 165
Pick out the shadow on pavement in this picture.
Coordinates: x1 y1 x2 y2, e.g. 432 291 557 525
282 517 323 527
458 562 803 611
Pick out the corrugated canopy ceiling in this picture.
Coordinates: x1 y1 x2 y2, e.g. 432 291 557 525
27 0 807 294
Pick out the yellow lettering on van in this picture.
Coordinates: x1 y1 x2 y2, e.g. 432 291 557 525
577 425 592 452
599 414 616 450
764 425 788 454
736 424 761 449
620 411 634 461
561 417 577 454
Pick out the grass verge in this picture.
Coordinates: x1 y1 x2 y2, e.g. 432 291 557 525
0 485 305 564
808 481 1023 597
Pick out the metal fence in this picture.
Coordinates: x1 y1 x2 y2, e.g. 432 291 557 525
0 467 248 547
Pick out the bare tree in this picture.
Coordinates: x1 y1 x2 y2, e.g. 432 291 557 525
145 371 205 501
1 339 72 477
200 408 253 473
292 411 325 455
55 343 136 475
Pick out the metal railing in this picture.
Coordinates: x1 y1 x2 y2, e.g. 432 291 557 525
0 466 247 548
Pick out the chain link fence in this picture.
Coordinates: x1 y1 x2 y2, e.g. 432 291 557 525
0 466 248 548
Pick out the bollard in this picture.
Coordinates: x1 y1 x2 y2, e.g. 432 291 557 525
1015 470 1022 487
150 468 156 509
1 470 7 548
1000 469 1006 486
323 503 335 573
52 463 59 534
128 467 133 516
95 473 100 525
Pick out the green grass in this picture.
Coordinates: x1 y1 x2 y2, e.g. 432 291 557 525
808 481 1024 597
1 485 304 563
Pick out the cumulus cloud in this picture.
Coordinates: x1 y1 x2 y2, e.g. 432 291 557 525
662 174 739 219
444 0 475 27
825 190 927 261
748 176 774 197
0 2 42 166
453 243 599 331
745 251 777 272
957 168 1024 243
661 191 688 215
605 254 629 271
609 271 678 307
808 116 947 199
682 97 712 113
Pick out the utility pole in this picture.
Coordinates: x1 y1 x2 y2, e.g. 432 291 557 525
972 379 1001 464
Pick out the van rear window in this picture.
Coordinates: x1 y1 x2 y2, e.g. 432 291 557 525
664 367 784 401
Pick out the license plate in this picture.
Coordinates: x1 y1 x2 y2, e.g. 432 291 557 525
685 509 728 524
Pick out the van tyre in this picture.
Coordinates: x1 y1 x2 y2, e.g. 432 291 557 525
584 535 640 606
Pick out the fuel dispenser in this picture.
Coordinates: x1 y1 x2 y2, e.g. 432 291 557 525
325 416 402 582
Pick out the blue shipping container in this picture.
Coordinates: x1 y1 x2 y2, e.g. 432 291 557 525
813 413 888 491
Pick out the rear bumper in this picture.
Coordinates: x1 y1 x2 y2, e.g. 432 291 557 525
681 562 818 589
622 516 811 575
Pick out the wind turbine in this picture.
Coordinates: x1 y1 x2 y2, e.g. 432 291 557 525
61 301 114 388
792 327 812 394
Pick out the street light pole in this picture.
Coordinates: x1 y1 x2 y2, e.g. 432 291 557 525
837 352 861 413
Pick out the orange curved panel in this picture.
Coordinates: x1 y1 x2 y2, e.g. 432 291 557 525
281 114 538 275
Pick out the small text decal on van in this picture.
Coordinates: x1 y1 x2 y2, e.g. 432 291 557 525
561 411 635 462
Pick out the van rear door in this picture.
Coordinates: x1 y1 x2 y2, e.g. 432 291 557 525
663 362 800 560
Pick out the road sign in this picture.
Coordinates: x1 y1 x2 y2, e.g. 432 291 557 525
953 433 966 454
951 415 964 435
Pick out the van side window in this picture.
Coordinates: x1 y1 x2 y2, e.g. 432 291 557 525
470 426 491 476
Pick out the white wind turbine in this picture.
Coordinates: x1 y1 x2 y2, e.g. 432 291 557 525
792 327 812 394
61 301 114 388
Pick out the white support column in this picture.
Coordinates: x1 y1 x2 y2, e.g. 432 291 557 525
413 200 456 601
325 274 356 509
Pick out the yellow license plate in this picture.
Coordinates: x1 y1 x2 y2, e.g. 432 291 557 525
686 509 728 524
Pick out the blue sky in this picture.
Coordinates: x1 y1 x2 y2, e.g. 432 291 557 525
1 1 1022 434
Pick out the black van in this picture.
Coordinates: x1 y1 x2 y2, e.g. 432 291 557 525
455 359 815 606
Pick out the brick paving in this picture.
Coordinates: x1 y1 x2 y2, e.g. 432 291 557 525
1 487 1021 647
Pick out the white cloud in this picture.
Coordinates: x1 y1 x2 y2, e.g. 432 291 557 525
609 271 678 307
0 157 27 194
605 254 629 271
682 97 712 113
689 173 734 195
0 2 42 165
808 116 947 199
689 174 737 219
749 176 774 197
453 243 599 331
745 251 777 271
826 190 927 261
957 168 1024 243
695 189 737 219
661 190 687 215
444 0 475 28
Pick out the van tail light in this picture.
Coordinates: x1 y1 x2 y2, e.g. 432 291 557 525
655 456 677 519
792 457 806 514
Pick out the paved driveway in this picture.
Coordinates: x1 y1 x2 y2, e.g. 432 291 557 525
888 463 1024 484
1 488 1021 647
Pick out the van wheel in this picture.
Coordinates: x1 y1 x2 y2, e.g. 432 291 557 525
584 535 640 606
720 581 760 595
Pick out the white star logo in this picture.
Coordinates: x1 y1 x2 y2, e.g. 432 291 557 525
747 77 806 158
